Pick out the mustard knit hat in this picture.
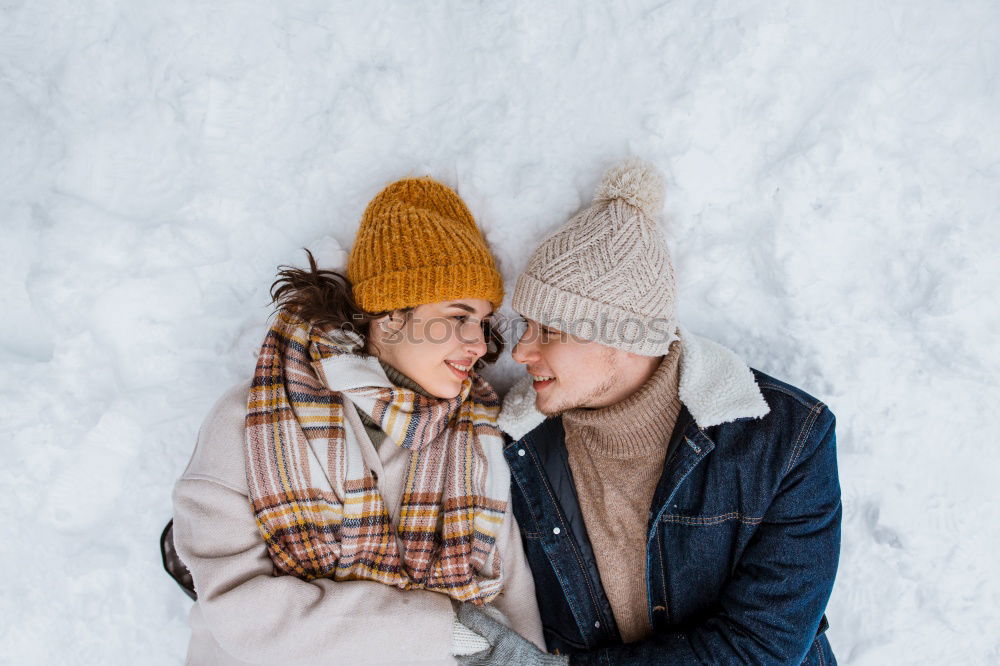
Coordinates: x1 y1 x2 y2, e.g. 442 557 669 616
347 177 504 313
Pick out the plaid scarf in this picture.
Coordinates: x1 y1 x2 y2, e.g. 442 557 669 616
245 310 508 604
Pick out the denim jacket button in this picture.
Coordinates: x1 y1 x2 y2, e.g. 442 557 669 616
552 527 561 535
594 621 601 628
518 449 526 456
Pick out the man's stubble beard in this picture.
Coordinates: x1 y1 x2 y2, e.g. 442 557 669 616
537 352 620 417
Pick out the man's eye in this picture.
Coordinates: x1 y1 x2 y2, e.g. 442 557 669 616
453 315 469 323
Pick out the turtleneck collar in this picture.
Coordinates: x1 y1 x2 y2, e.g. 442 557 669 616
378 360 433 398
562 339 682 458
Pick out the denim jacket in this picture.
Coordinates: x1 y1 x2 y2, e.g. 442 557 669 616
497 328 841 665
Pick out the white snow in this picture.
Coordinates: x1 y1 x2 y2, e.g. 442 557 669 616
2 1 998 664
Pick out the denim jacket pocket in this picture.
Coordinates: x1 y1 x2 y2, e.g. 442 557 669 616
653 511 763 620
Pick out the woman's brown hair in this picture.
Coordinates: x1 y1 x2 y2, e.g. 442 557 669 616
269 249 504 368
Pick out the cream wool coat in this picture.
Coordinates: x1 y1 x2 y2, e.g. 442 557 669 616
172 382 544 665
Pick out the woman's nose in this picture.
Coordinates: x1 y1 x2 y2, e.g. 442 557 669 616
512 334 537 364
462 323 488 357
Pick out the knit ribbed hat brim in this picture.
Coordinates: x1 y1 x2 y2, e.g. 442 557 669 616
512 272 678 356
354 262 504 313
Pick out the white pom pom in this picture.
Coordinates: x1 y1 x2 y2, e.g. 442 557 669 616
593 158 666 216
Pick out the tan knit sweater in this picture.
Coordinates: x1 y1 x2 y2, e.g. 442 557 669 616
562 341 682 643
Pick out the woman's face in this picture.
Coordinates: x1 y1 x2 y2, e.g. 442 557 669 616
369 298 494 399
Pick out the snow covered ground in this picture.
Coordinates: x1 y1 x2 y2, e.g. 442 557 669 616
2 1 998 663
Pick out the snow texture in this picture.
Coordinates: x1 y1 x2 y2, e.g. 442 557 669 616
1 1 998 664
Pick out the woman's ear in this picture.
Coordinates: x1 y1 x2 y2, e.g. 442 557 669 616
385 311 407 333
379 311 411 344
370 314 389 335
366 314 388 358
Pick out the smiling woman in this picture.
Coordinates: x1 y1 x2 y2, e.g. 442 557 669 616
367 298 499 398
167 176 546 664
269 254 504 399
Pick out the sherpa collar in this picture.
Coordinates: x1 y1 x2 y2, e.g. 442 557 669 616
497 326 770 440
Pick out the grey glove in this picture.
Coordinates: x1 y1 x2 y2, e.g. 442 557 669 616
455 602 568 665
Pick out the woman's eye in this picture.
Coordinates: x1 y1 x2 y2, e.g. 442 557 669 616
453 315 469 323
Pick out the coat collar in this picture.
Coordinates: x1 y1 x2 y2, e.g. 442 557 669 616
498 326 771 440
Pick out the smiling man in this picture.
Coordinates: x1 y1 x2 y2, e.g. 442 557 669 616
458 159 841 665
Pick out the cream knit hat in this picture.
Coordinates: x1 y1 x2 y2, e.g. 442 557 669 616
512 158 678 356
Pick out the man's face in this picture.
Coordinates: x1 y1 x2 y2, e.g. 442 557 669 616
511 318 624 415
